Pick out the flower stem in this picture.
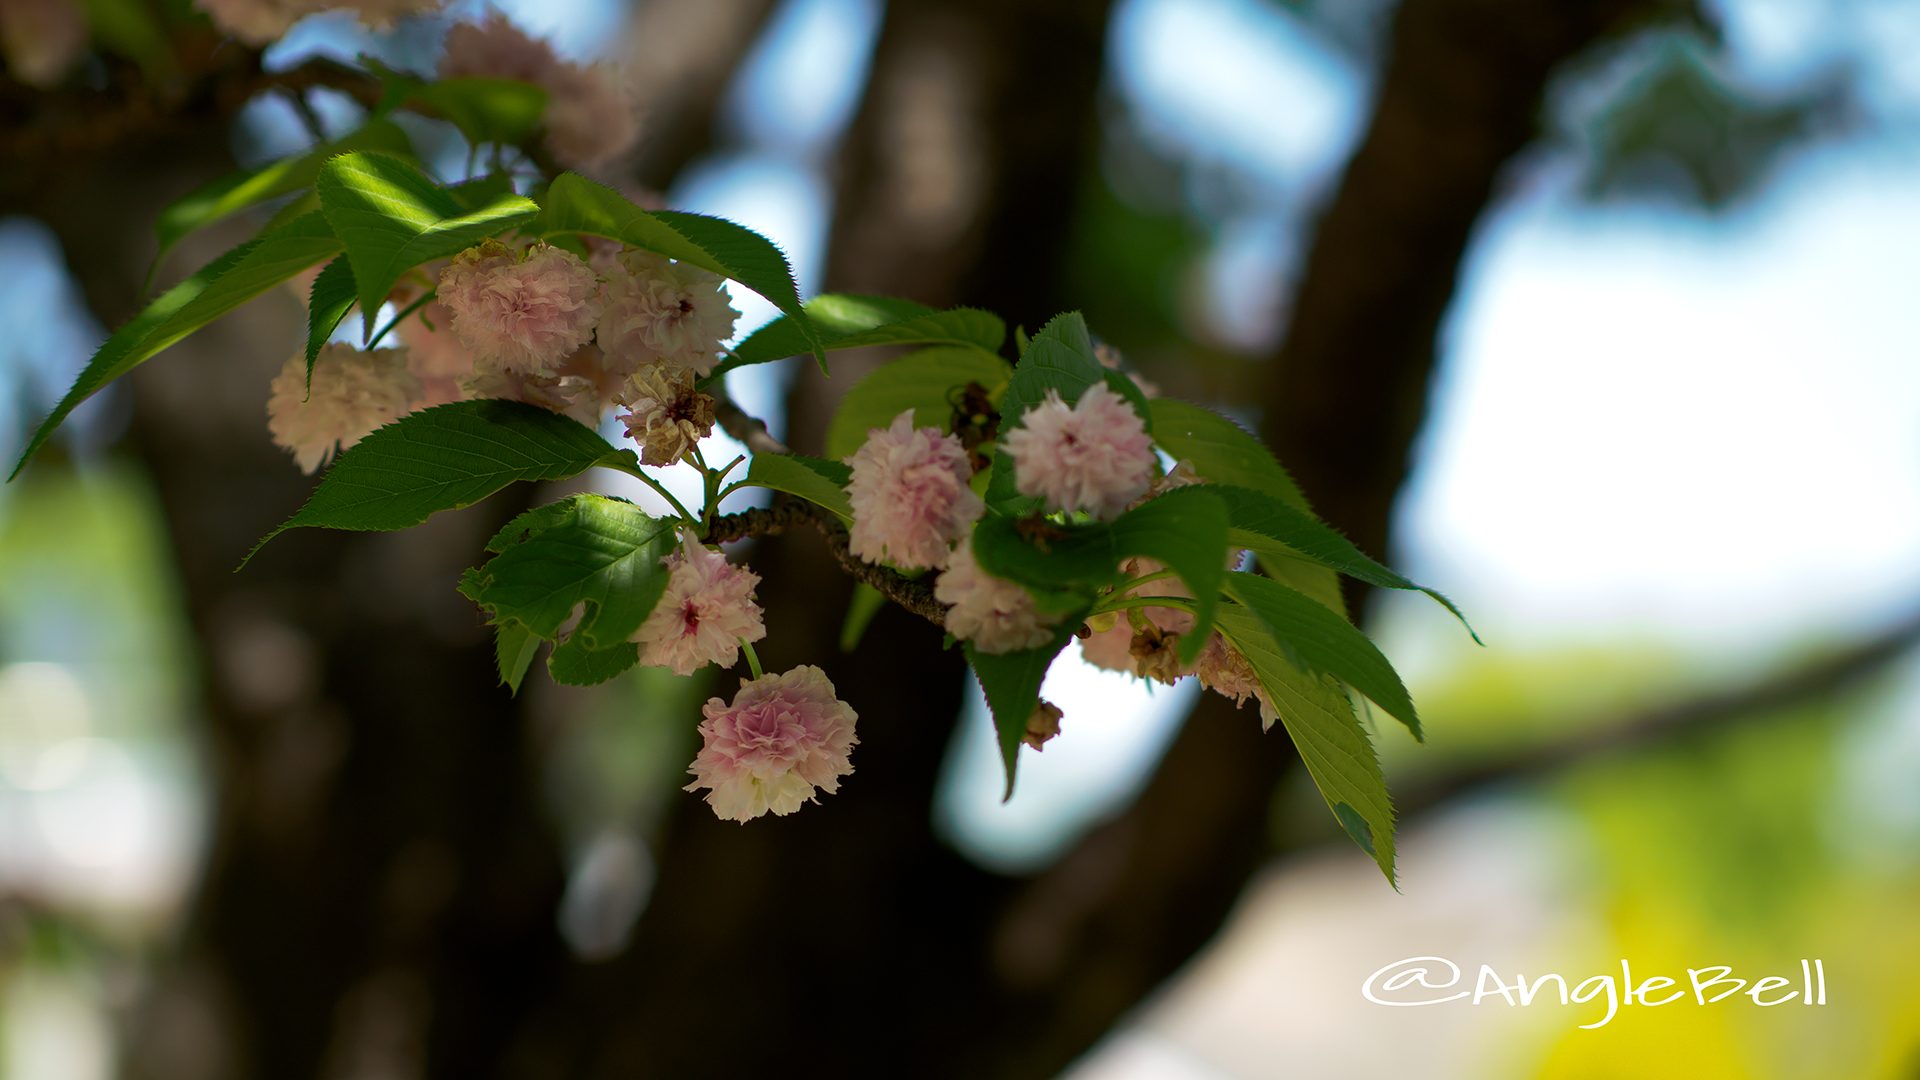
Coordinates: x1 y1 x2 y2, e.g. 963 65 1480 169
740 640 764 679
1089 593 1199 619
365 291 435 349
612 460 700 526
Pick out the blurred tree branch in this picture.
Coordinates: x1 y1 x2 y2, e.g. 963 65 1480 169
1397 604 1920 817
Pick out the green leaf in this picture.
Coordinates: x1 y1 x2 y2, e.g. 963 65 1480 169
719 294 1006 377
966 609 1088 800
534 174 823 368
548 636 641 686
460 493 679 649
1148 399 1309 507
305 257 358 377
739 453 854 523
984 311 1123 513
411 78 549 147
315 151 539 336
822 345 1013 459
153 120 413 267
1221 571 1421 740
1207 485 1476 640
249 400 636 560
1214 602 1396 884
1147 398 1344 616
496 621 541 694
971 486 1230 662
12 212 343 481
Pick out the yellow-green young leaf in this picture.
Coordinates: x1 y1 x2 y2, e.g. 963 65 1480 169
248 400 637 561
971 486 1231 662
739 453 854 523
823 345 1013 459
496 621 541 694
1205 484 1476 640
534 174 823 368
1214 602 1397 884
1147 398 1345 617
1221 571 1420 740
153 120 414 266
12 212 342 481
984 311 1119 513
459 494 679 650
719 294 1007 378
315 152 539 336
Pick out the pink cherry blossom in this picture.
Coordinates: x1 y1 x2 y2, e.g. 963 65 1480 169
266 346 420 474
596 250 739 377
634 535 766 676
1080 557 1195 676
1194 633 1277 729
437 242 601 376
933 536 1059 654
440 13 637 169
684 665 859 822
845 410 983 570
1003 382 1157 520
462 367 597 426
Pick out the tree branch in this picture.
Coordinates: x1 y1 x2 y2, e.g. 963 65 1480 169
712 394 789 455
705 496 946 628
1397 604 1920 816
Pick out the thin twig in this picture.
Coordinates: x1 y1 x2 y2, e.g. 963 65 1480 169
705 497 945 629
713 395 789 456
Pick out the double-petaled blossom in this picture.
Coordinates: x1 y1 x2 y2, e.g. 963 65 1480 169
437 241 602 376
684 665 858 822
1004 382 1157 520
439 13 637 169
596 250 739 377
845 411 983 570
394 299 474 409
1079 557 1195 680
634 535 766 676
266 346 420 473
1194 633 1277 729
615 366 715 467
934 536 1059 654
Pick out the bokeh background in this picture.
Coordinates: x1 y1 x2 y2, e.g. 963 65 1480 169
2 0 1918 1076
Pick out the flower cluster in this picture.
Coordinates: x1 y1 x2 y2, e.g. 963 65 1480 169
440 13 639 170
686 666 859 823
845 411 983 570
1003 382 1158 520
634 535 766 677
265 345 420 473
431 238 736 446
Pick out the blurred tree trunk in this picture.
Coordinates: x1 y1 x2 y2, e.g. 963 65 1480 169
10 113 573 1079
